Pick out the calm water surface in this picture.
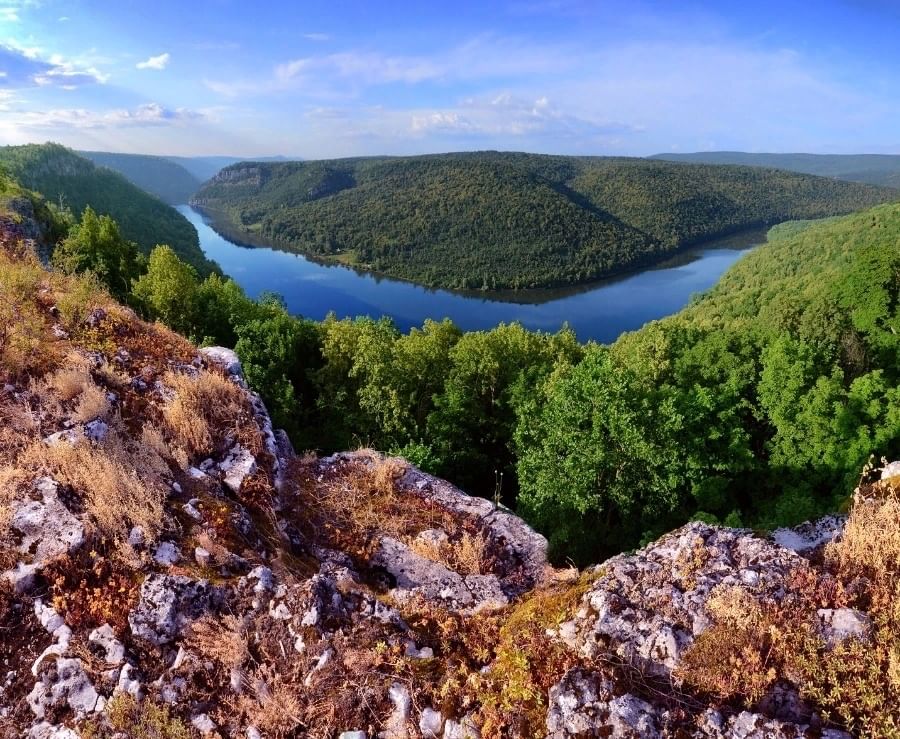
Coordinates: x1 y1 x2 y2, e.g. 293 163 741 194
180 205 762 343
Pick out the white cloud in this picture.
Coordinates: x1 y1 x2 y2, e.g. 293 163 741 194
303 33 331 42
136 52 170 70
7 103 203 130
0 43 108 87
206 35 575 98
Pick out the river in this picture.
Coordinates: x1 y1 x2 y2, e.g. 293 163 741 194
179 205 762 343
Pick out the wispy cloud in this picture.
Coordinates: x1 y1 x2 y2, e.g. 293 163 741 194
0 43 108 88
205 35 574 98
410 94 637 139
136 52 170 70
8 102 203 130
303 33 331 42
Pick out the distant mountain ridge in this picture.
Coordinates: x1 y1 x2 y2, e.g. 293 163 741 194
80 151 202 205
0 143 216 275
191 150 897 291
650 151 900 188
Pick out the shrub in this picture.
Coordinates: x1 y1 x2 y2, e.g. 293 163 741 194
161 369 249 460
27 426 169 545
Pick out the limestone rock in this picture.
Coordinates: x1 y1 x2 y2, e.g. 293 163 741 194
201 346 243 377
153 541 182 567
420 707 444 737
560 522 806 676
817 607 872 647
220 444 258 494
128 574 221 646
881 460 900 480
88 623 125 665
27 657 100 719
4 477 84 593
546 668 660 738
770 515 846 556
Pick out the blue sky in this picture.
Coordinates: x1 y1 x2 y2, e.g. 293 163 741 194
1 0 899 157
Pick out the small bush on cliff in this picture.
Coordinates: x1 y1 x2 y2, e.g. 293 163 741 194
52 206 141 302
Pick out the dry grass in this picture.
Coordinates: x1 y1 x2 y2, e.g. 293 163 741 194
409 530 488 576
677 585 779 702
0 252 54 378
44 364 90 402
161 369 249 460
826 489 900 588
24 426 169 545
239 666 304 738
187 614 249 671
71 382 111 423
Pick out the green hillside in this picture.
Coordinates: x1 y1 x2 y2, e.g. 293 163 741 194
79 150 202 204
651 151 900 188
0 143 216 275
191 151 895 290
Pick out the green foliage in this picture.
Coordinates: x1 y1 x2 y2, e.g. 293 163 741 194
0 143 216 275
50 170 900 566
79 150 202 205
193 151 894 291
652 151 900 188
52 206 140 300
131 245 200 333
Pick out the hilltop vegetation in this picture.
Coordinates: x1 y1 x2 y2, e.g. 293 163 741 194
79 150 202 204
64 181 900 564
192 151 894 290
652 151 900 188
8 196 900 738
0 143 216 275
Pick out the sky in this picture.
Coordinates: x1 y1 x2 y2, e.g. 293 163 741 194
1 0 899 158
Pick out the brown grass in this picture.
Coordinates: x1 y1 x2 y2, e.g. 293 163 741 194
0 252 54 377
161 369 250 460
239 666 304 738
409 530 488 576
187 614 249 671
24 426 169 544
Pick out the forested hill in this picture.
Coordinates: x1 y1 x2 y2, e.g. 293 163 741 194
0 143 216 275
79 150 202 204
651 151 900 188
191 151 896 290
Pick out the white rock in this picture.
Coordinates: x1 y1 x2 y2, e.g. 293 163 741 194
183 502 202 520
83 419 109 443
817 608 872 647
192 713 217 733
153 541 182 567
381 682 412 738
339 733 368 739
195 546 212 567
420 707 444 738
881 460 900 480
201 346 243 377
248 566 275 593
128 526 146 549
220 444 258 494
28 657 100 719
115 663 143 699
88 623 125 665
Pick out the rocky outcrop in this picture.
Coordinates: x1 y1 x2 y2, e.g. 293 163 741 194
559 522 807 677
0 270 880 737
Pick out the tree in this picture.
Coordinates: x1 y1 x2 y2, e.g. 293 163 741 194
132 245 199 335
51 206 140 301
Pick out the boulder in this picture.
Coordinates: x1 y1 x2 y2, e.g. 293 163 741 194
201 346 243 377
128 574 222 646
817 608 872 647
546 668 660 738
220 444 258 494
559 523 806 676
